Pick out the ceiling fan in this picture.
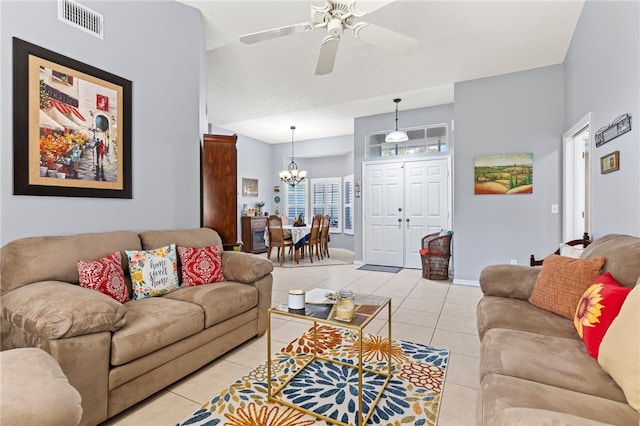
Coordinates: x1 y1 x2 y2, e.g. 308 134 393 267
239 0 419 75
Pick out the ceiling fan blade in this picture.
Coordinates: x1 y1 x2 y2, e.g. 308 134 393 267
240 22 314 44
315 35 340 75
350 0 395 16
352 22 418 54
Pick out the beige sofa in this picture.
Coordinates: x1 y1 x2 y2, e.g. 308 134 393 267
476 234 639 425
0 228 273 425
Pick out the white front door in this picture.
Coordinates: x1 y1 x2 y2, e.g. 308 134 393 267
364 158 450 268
363 162 404 267
404 158 449 268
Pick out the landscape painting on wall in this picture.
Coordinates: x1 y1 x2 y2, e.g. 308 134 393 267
474 153 533 195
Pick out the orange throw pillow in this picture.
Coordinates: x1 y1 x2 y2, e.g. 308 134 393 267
529 254 606 319
574 272 632 358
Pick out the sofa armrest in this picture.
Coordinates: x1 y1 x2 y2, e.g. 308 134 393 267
479 265 541 300
1 281 127 339
221 251 273 283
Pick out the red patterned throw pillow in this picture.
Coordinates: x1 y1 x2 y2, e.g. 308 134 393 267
77 251 129 303
178 245 225 287
574 272 632 358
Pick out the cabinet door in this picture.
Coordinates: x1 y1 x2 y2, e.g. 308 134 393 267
202 134 237 247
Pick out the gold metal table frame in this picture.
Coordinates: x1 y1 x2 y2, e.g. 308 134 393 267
267 292 392 426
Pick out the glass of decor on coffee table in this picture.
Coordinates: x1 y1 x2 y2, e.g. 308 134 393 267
267 288 392 426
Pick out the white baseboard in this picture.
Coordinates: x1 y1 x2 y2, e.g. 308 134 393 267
452 278 479 287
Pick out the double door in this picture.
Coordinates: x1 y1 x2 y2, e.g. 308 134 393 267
363 158 450 268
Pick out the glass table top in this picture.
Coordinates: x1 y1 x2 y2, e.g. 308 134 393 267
269 288 390 328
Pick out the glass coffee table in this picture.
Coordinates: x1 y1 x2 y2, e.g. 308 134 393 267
267 289 392 426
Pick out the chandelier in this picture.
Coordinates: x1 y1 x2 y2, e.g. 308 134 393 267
385 98 409 142
279 125 307 187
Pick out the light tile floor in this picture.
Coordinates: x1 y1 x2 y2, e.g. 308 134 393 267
102 260 482 426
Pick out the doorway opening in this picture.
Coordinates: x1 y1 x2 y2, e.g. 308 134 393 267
563 114 591 241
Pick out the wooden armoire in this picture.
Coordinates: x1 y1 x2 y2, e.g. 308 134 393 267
201 133 237 250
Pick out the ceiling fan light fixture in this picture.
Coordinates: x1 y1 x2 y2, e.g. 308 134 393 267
280 125 307 187
385 98 408 142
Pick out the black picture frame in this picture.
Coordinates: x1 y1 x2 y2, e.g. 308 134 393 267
13 37 132 198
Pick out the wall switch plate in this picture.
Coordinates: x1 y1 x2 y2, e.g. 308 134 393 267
551 204 559 214
510 259 517 265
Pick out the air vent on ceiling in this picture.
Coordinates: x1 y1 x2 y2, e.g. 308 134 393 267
58 0 103 39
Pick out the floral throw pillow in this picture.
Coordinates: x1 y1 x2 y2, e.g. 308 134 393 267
574 272 632 358
77 251 129 303
125 244 179 300
177 245 225 287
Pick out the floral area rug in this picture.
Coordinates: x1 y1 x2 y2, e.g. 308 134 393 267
176 325 449 426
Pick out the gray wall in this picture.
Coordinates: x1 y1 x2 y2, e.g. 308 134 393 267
453 65 564 283
353 103 455 262
563 0 640 237
0 0 205 244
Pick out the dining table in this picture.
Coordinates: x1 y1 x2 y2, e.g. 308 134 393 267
264 224 311 251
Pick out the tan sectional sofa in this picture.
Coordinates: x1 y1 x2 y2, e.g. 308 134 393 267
0 228 273 425
476 234 640 425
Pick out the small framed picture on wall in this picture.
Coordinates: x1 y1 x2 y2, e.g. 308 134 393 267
600 151 620 174
242 178 258 196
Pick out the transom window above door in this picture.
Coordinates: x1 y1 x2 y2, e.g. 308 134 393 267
366 124 448 158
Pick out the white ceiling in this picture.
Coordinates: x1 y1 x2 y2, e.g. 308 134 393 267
179 0 584 144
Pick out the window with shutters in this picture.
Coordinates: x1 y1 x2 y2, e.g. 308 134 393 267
311 178 342 233
343 175 354 235
285 182 307 223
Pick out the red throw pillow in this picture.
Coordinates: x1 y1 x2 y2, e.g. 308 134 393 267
178 245 225 287
78 251 129 303
419 249 428 255
574 272 632 358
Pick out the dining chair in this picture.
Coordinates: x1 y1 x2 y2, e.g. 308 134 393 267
319 214 331 259
296 214 322 263
267 215 293 266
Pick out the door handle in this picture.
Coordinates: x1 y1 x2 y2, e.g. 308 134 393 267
405 218 410 222
398 218 402 223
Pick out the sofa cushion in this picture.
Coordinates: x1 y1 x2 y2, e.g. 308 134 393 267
0 230 141 296
0 348 83 426
77 251 129 303
490 408 613 426
125 244 180 300
1 281 127 339
580 234 640 287
480 374 639 426
598 283 640 412
574 272 632 358
177 245 225 286
480 328 627 403
111 297 203 365
139 228 222 252
529 254 605 319
162 281 258 328
479 264 541 300
220 251 274 284
477 296 578 341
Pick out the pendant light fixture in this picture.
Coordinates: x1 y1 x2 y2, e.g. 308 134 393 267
279 125 307 187
385 98 409 143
